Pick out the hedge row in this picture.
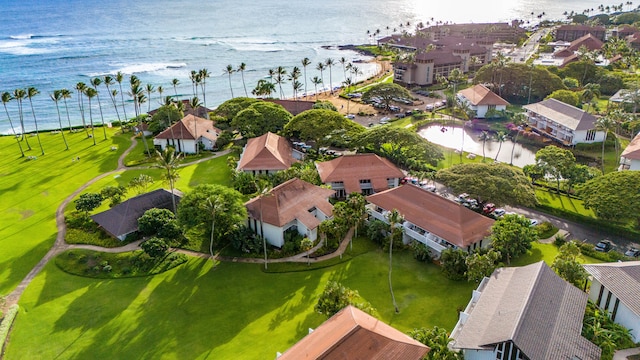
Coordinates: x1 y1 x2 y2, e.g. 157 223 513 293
0 304 19 354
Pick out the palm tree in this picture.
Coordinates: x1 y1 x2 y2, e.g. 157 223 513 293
171 78 180 101
479 131 491 161
1 91 24 157
596 116 615 173
115 71 128 123
75 82 89 137
50 90 69 150
325 58 335 94
157 86 164 106
350 65 362 83
13 88 30 149
343 77 353 113
189 96 202 154
581 83 601 112
222 65 234 98
60 88 73 133
289 66 301 100
237 63 248 97
494 131 507 161
311 76 322 101
84 87 98 145
91 78 107 140
252 79 276 98
198 68 210 107
509 113 528 165
103 75 122 131
26 87 44 155
274 66 287 99
145 83 155 113
205 195 225 259
339 57 348 82
155 147 182 213
256 179 273 269
189 70 199 98
386 209 403 313
301 57 311 99
316 62 326 91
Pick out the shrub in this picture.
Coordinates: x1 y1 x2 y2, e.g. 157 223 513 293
536 221 558 239
410 241 431 262
554 233 567 247
440 249 468 281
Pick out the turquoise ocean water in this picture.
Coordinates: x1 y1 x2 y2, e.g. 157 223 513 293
0 0 614 133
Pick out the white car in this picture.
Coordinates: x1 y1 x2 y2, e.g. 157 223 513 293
493 209 506 217
345 114 355 119
380 117 391 124
529 219 540 226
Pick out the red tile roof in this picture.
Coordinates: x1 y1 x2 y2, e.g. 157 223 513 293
237 132 298 171
566 34 604 52
366 184 494 248
621 132 640 160
316 154 404 194
154 114 220 143
279 306 430 360
458 84 509 106
245 178 334 230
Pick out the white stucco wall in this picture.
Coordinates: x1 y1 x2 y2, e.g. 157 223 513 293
573 129 606 145
589 279 640 343
462 349 496 360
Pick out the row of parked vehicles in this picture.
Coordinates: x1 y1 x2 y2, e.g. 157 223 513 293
594 240 640 258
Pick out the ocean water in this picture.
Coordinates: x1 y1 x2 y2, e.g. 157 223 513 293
0 0 614 133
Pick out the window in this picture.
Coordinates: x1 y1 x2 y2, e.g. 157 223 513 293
488 104 496 111
359 179 371 184
596 284 605 307
604 291 612 310
586 129 596 141
612 298 620 321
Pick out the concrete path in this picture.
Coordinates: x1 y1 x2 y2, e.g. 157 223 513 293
614 347 640 359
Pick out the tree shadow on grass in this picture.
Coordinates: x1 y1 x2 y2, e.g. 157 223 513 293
267 273 323 331
0 233 54 296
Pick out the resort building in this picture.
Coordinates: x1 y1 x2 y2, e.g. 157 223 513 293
91 189 182 241
236 132 302 175
244 178 334 248
315 154 404 198
523 98 605 145
584 261 640 342
263 99 314 116
418 21 526 43
153 114 221 154
555 24 606 42
451 261 601 360
365 184 494 258
456 84 509 118
277 305 430 360
619 132 640 171
148 99 213 119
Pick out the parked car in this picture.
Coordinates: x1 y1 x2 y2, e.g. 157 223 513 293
380 117 391 124
426 104 434 111
345 114 355 119
529 219 540 226
595 240 613 252
395 113 406 118
482 203 496 214
625 247 640 257
492 209 506 217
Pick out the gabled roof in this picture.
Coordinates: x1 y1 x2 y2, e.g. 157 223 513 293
316 154 404 194
91 189 181 238
279 305 430 360
566 33 604 52
458 84 509 106
244 178 334 230
237 132 298 171
452 262 601 360
263 99 313 116
584 261 640 316
154 114 221 143
557 24 606 32
366 184 493 248
148 99 212 118
523 98 598 131
621 132 640 160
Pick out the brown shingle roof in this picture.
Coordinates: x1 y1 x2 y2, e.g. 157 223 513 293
244 178 334 229
154 114 221 143
316 154 404 194
584 261 640 316
236 132 298 171
366 184 493 248
523 98 598 131
452 262 601 360
263 99 314 115
279 305 430 360
566 34 604 52
458 84 509 106
621 132 640 160
91 189 181 239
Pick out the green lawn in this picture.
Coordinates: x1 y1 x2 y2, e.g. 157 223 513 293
535 189 596 218
511 241 604 267
0 129 127 295
6 240 475 359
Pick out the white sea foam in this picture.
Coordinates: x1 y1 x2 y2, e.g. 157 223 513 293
89 62 188 77
9 34 34 40
0 36 59 55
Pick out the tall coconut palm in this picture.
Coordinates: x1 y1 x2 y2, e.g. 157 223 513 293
479 131 491 161
12 88 30 149
274 66 287 99
60 88 73 133
237 63 248 97
224 65 235 98
171 78 180 100
289 66 301 100
155 147 182 213
256 179 273 270
84 87 97 145
581 83 601 112
50 90 68 150
386 209 403 313
90 78 107 140
103 75 122 130
339 56 348 81
311 76 322 101
251 80 275 98
596 116 615 173
157 85 164 106
205 195 225 259
343 78 353 113
1 91 24 157
509 113 528 165
198 68 210 107
350 65 362 83
190 96 202 154
316 62 326 91
75 82 89 138
27 87 44 154
189 70 199 98
301 57 311 98
325 58 335 94
115 71 128 123
145 83 155 113
494 131 507 161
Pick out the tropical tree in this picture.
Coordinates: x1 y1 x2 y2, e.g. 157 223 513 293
578 171 640 227
1 91 24 157
325 58 335 94
596 116 615 173
13 88 30 149
491 214 538 264
301 57 311 99
339 56 348 81
225 66 237 98
189 96 202 154
155 147 182 213
410 326 462 360
300 237 314 265
465 249 501 283
26 87 44 155
316 62 326 91
283 109 365 149
205 195 226 259
493 131 507 161
145 83 155 113
361 83 412 111
237 63 248 97
478 131 491 161
386 209 403 313
198 68 210 107
311 76 322 101
103 75 122 131
509 112 528 165
189 70 200 98
535 145 576 192
274 66 287 99
75 193 103 215
60 88 73 133
552 241 588 287
288 66 302 100
91 78 108 140
128 174 154 194
115 72 128 122
581 83 601 112
50 90 69 150
315 281 375 318
141 237 169 260
84 87 97 145
255 179 273 269
252 79 276 98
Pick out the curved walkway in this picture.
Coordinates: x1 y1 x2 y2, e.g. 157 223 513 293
2 139 229 312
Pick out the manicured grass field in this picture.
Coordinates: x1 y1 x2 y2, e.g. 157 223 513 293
535 189 596 218
6 240 475 359
0 129 127 295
